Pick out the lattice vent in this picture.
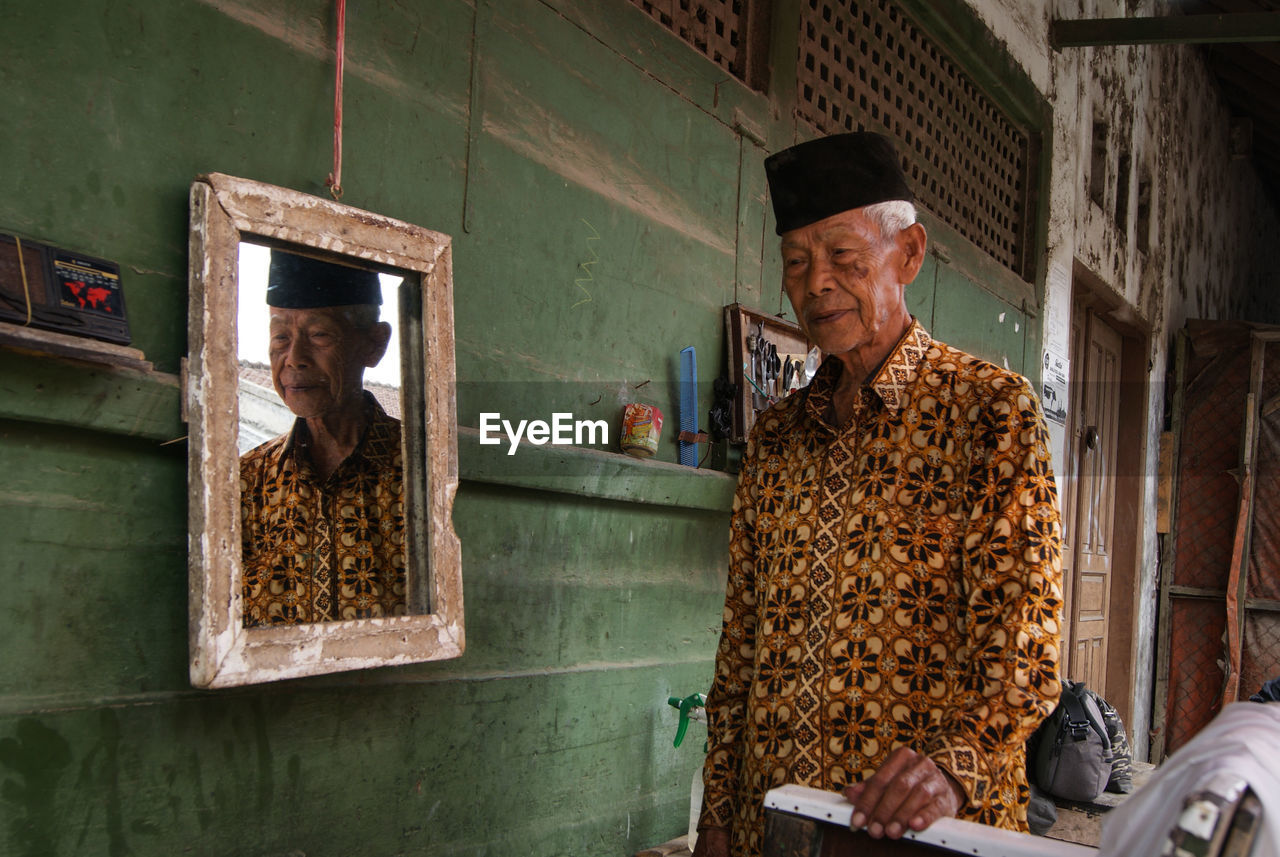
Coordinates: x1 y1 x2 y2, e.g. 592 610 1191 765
632 0 745 81
797 0 1033 279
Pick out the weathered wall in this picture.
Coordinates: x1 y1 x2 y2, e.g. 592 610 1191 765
1152 42 1280 331
4 0 1276 853
0 2 737 854
1037 0 1280 758
0 1 1047 854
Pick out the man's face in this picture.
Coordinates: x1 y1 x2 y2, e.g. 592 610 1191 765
268 306 383 420
780 208 922 358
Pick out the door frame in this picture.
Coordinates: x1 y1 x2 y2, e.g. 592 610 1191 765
1062 261 1151 728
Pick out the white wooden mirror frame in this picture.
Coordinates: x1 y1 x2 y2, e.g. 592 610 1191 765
186 173 462 688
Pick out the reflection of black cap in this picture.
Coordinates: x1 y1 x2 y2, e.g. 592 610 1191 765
266 249 382 308
765 132 914 234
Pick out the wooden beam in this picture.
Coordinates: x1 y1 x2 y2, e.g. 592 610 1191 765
1196 0 1280 61
1221 336 1265 707
1151 329 1189 764
1209 69 1280 124
0 339 181 442
1193 0 1276 23
739 0 774 93
1157 431 1174 533
1052 13 1280 48
1169 584 1227 600
1206 40 1280 83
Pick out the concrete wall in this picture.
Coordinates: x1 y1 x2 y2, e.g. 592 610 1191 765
0 2 1043 854
1033 0 1280 756
1 3 740 854
2 0 1277 853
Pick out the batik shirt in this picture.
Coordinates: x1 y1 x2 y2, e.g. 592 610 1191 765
240 394 407 627
700 321 1063 857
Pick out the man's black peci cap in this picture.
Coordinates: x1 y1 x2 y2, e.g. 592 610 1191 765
765 132 915 235
266 248 383 308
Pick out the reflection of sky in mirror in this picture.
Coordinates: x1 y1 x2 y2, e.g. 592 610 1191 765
237 242 403 387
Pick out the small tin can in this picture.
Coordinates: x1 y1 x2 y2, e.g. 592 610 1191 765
621 403 663 458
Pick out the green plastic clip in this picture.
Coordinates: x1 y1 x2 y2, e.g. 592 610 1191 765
667 692 707 748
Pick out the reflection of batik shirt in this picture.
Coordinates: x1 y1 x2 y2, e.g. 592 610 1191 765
240 394 407 627
700 321 1063 857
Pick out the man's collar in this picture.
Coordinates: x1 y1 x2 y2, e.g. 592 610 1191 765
870 320 932 412
799 319 932 426
282 391 396 466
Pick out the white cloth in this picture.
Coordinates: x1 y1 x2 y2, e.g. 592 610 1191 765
1100 703 1280 857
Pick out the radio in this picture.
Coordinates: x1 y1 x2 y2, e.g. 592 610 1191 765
0 232 131 345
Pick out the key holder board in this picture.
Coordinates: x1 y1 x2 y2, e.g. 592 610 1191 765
724 303 816 443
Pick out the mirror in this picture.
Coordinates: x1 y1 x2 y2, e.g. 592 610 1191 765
187 173 462 688
236 244 408 627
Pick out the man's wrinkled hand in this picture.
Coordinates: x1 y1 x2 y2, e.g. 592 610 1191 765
843 746 964 839
691 826 730 857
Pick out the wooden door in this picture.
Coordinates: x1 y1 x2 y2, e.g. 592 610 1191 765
1069 313 1122 691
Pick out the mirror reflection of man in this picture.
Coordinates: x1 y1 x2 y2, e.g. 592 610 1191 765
239 249 407 627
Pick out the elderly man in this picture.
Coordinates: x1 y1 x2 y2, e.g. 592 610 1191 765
239 249 407 627
695 133 1063 857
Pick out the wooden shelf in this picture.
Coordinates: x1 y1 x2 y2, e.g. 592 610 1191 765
0 322 153 373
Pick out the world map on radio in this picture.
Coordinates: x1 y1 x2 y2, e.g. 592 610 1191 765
56 259 123 315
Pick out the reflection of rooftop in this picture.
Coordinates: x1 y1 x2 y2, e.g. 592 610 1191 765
237 362 403 454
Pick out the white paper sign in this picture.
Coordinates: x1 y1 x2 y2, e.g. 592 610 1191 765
1041 346 1069 425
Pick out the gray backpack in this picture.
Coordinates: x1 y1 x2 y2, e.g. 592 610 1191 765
1031 680 1113 802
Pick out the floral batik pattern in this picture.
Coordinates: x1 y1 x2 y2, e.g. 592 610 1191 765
240 394 407 627
700 321 1063 857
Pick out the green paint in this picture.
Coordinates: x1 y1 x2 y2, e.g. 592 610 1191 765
0 421 188 702
1 664 713 856
907 252 939 329
933 265 1029 375
459 427 736 512
0 352 183 443
0 0 1051 853
0 719 71 857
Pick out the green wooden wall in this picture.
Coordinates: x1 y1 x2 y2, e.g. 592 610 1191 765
0 1 1045 854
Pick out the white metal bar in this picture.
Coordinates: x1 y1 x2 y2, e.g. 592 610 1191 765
764 784 1099 857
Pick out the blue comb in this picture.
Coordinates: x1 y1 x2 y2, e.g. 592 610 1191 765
679 346 698 467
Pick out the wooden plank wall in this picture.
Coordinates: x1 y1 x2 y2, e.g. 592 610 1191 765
0 0 1044 853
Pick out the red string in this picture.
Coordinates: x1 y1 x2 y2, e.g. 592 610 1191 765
326 0 347 199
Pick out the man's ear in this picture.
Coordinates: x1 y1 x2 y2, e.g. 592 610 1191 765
895 222 928 285
364 321 393 368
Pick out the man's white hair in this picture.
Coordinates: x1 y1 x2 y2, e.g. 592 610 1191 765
862 199 917 242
